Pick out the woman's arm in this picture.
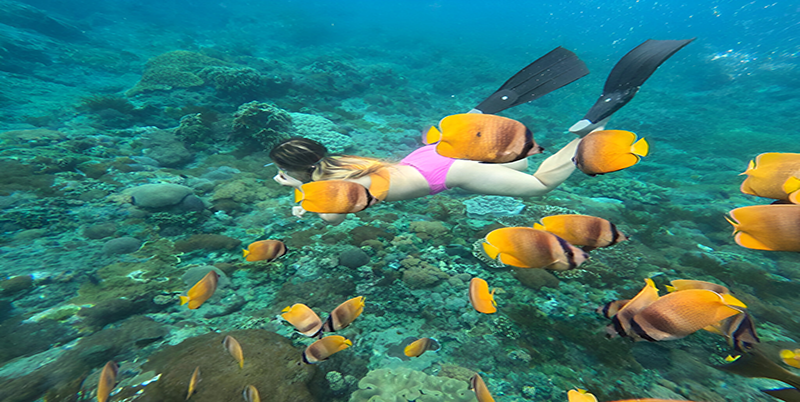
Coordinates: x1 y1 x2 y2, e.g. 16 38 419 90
531 138 581 189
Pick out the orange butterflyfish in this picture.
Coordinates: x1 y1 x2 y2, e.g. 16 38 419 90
322 296 365 332
186 366 200 400
469 373 495 402
243 240 287 262
242 384 260 402
533 214 628 251
403 337 441 358
294 180 378 214
302 335 352 364
665 279 731 294
630 289 746 342
739 152 800 201
97 360 118 402
469 278 497 314
482 227 588 270
727 204 800 251
423 113 543 163
281 303 323 337
567 389 597 402
606 278 659 339
573 129 648 176
781 349 800 369
222 335 244 368
179 270 219 310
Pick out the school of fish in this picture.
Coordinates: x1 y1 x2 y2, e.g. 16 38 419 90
92 120 800 402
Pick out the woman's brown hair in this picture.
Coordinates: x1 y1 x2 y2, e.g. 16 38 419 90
270 137 393 181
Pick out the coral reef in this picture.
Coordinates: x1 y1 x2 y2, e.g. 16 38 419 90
126 50 227 96
349 367 477 402
231 101 293 150
463 196 525 218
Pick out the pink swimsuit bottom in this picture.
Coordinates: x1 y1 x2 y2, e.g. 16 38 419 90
398 144 456 195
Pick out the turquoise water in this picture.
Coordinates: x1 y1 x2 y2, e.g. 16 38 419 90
1 0 799 401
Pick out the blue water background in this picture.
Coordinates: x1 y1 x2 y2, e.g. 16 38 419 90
2 0 800 401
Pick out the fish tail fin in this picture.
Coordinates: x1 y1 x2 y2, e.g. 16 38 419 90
490 288 497 306
481 242 500 260
179 295 190 306
532 222 545 231
782 176 800 195
242 249 250 258
294 188 305 203
423 126 442 145
665 284 676 292
239 360 244 369
631 137 649 157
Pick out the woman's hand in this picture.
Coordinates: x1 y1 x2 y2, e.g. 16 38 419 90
274 172 304 187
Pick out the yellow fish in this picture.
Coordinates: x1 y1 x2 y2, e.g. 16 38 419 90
222 335 244 368
424 113 542 163
242 384 260 402
469 374 495 402
403 337 440 358
294 180 378 214
533 214 627 251
468 278 496 314
97 361 118 402
483 227 588 270
739 152 800 201
322 296 365 332
179 270 220 310
186 366 200 400
281 304 322 337
727 204 800 251
573 130 648 176
302 335 352 364
243 240 287 262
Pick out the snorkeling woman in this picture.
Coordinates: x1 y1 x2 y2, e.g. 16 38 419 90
270 134 582 225
270 39 694 225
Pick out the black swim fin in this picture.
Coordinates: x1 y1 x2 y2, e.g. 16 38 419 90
473 47 589 114
763 388 800 402
570 38 695 135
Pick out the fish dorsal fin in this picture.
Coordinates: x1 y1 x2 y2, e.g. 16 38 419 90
630 137 649 157
739 159 755 176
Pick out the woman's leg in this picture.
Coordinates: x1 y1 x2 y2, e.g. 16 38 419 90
445 138 580 197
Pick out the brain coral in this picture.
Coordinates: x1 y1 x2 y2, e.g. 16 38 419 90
349 367 477 402
126 50 227 96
